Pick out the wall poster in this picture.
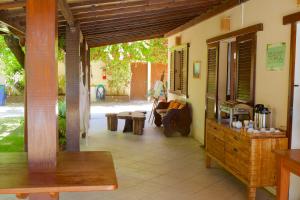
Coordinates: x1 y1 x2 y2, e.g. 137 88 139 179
266 42 286 71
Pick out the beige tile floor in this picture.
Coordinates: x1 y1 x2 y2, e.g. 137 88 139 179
0 102 275 200
61 103 274 200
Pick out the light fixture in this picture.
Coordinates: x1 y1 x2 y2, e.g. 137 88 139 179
221 16 231 32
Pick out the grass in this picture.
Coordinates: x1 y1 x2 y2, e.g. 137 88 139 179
0 117 24 152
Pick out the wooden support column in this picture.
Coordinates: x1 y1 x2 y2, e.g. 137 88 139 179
65 25 81 152
87 48 91 104
26 0 58 199
81 39 88 86
26 0 58 171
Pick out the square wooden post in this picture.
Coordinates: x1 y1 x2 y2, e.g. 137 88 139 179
65 25 81 152
87 48 91 100
26 0 58 171
81 39 88 86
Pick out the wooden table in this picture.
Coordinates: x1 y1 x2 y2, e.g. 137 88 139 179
117 111 146 134
275 149 300 200
0 151 118 199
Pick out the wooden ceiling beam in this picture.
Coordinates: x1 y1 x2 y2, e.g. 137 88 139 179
0 14 25 37
58 0 75 27
58 7 204 30
88 34 163 47
80 17 192 36
85 23 180 39
70 0 220 21
0 1 25 9
69 0 130 8
71 0 218 16
165 0 248 37
59 3 208 25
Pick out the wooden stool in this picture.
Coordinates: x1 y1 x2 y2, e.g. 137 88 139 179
132 115 146 135
105 113 118 131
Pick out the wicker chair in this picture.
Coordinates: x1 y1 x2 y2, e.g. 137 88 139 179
154 101 192 137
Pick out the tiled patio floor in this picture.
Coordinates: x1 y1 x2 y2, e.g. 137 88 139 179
0 102 275 200
61 102 274 200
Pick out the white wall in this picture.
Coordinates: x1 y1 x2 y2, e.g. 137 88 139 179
168 1 300 198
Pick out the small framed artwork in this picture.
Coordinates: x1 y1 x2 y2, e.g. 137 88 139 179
193 61 201 78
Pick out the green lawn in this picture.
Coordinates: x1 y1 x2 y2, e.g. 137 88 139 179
0 117 24 152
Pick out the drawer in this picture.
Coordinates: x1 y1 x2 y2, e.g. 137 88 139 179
224 129 250 148
225 152 249 181
206 134 225 162
206 121 224 141
225 142 250 165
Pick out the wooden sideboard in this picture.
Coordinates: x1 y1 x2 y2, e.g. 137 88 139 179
205 119 288 200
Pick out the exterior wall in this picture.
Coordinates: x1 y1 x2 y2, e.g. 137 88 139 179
168 0 299 143
167 0 300 197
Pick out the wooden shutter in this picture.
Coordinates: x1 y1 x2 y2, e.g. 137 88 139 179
174 50 182 91
182 45 189 96
206 43 219 119
169 44 189 96
236 33 256 105
169 52 175 92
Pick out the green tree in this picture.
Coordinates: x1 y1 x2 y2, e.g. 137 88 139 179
0 35 24 94
90 38 167 94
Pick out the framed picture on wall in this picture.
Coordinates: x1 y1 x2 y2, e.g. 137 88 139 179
193 61 201 78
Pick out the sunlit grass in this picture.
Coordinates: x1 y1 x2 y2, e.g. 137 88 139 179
0 117 24 152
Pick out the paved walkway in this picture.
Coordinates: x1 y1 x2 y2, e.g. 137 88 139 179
0 103 24 118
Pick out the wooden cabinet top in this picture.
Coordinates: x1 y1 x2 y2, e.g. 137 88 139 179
0 151 118 194
206 119 287 139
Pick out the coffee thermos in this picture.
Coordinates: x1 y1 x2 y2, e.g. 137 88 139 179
254 104 264 129
254 104 271 129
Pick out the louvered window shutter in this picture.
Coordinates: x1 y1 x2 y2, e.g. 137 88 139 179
182 46 189 96
206 43 219 119
236 33 256 105
174 50 182 91
169 44 189 96
169 52 175 92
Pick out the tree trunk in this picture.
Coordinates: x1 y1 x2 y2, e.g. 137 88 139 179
4 34 25 68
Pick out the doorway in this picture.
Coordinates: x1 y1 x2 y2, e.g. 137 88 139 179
130 62 148 100
291 22 300 149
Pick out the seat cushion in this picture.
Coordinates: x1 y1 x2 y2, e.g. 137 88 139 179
168 101 181 109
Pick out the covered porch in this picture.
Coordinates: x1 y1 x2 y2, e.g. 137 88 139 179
0 0 299 200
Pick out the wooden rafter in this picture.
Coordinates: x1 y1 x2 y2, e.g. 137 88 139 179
0 0 239 47
0 13 25 37
58 0 75 27
0 1 25 9
165 0 249 37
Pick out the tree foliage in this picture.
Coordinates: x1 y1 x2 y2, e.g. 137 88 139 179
90 38 167 94
0 35 24 94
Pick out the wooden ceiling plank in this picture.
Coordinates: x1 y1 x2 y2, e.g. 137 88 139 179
69 0 123 8
71 0 221 21
165 0 248 37
0 1 25 10
62 3 210 25
80 17 192 36
0 14 25 37
71 0 217 15
58 0 75 27
85 23 181 39
88 33 163 47
59 7 204 30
